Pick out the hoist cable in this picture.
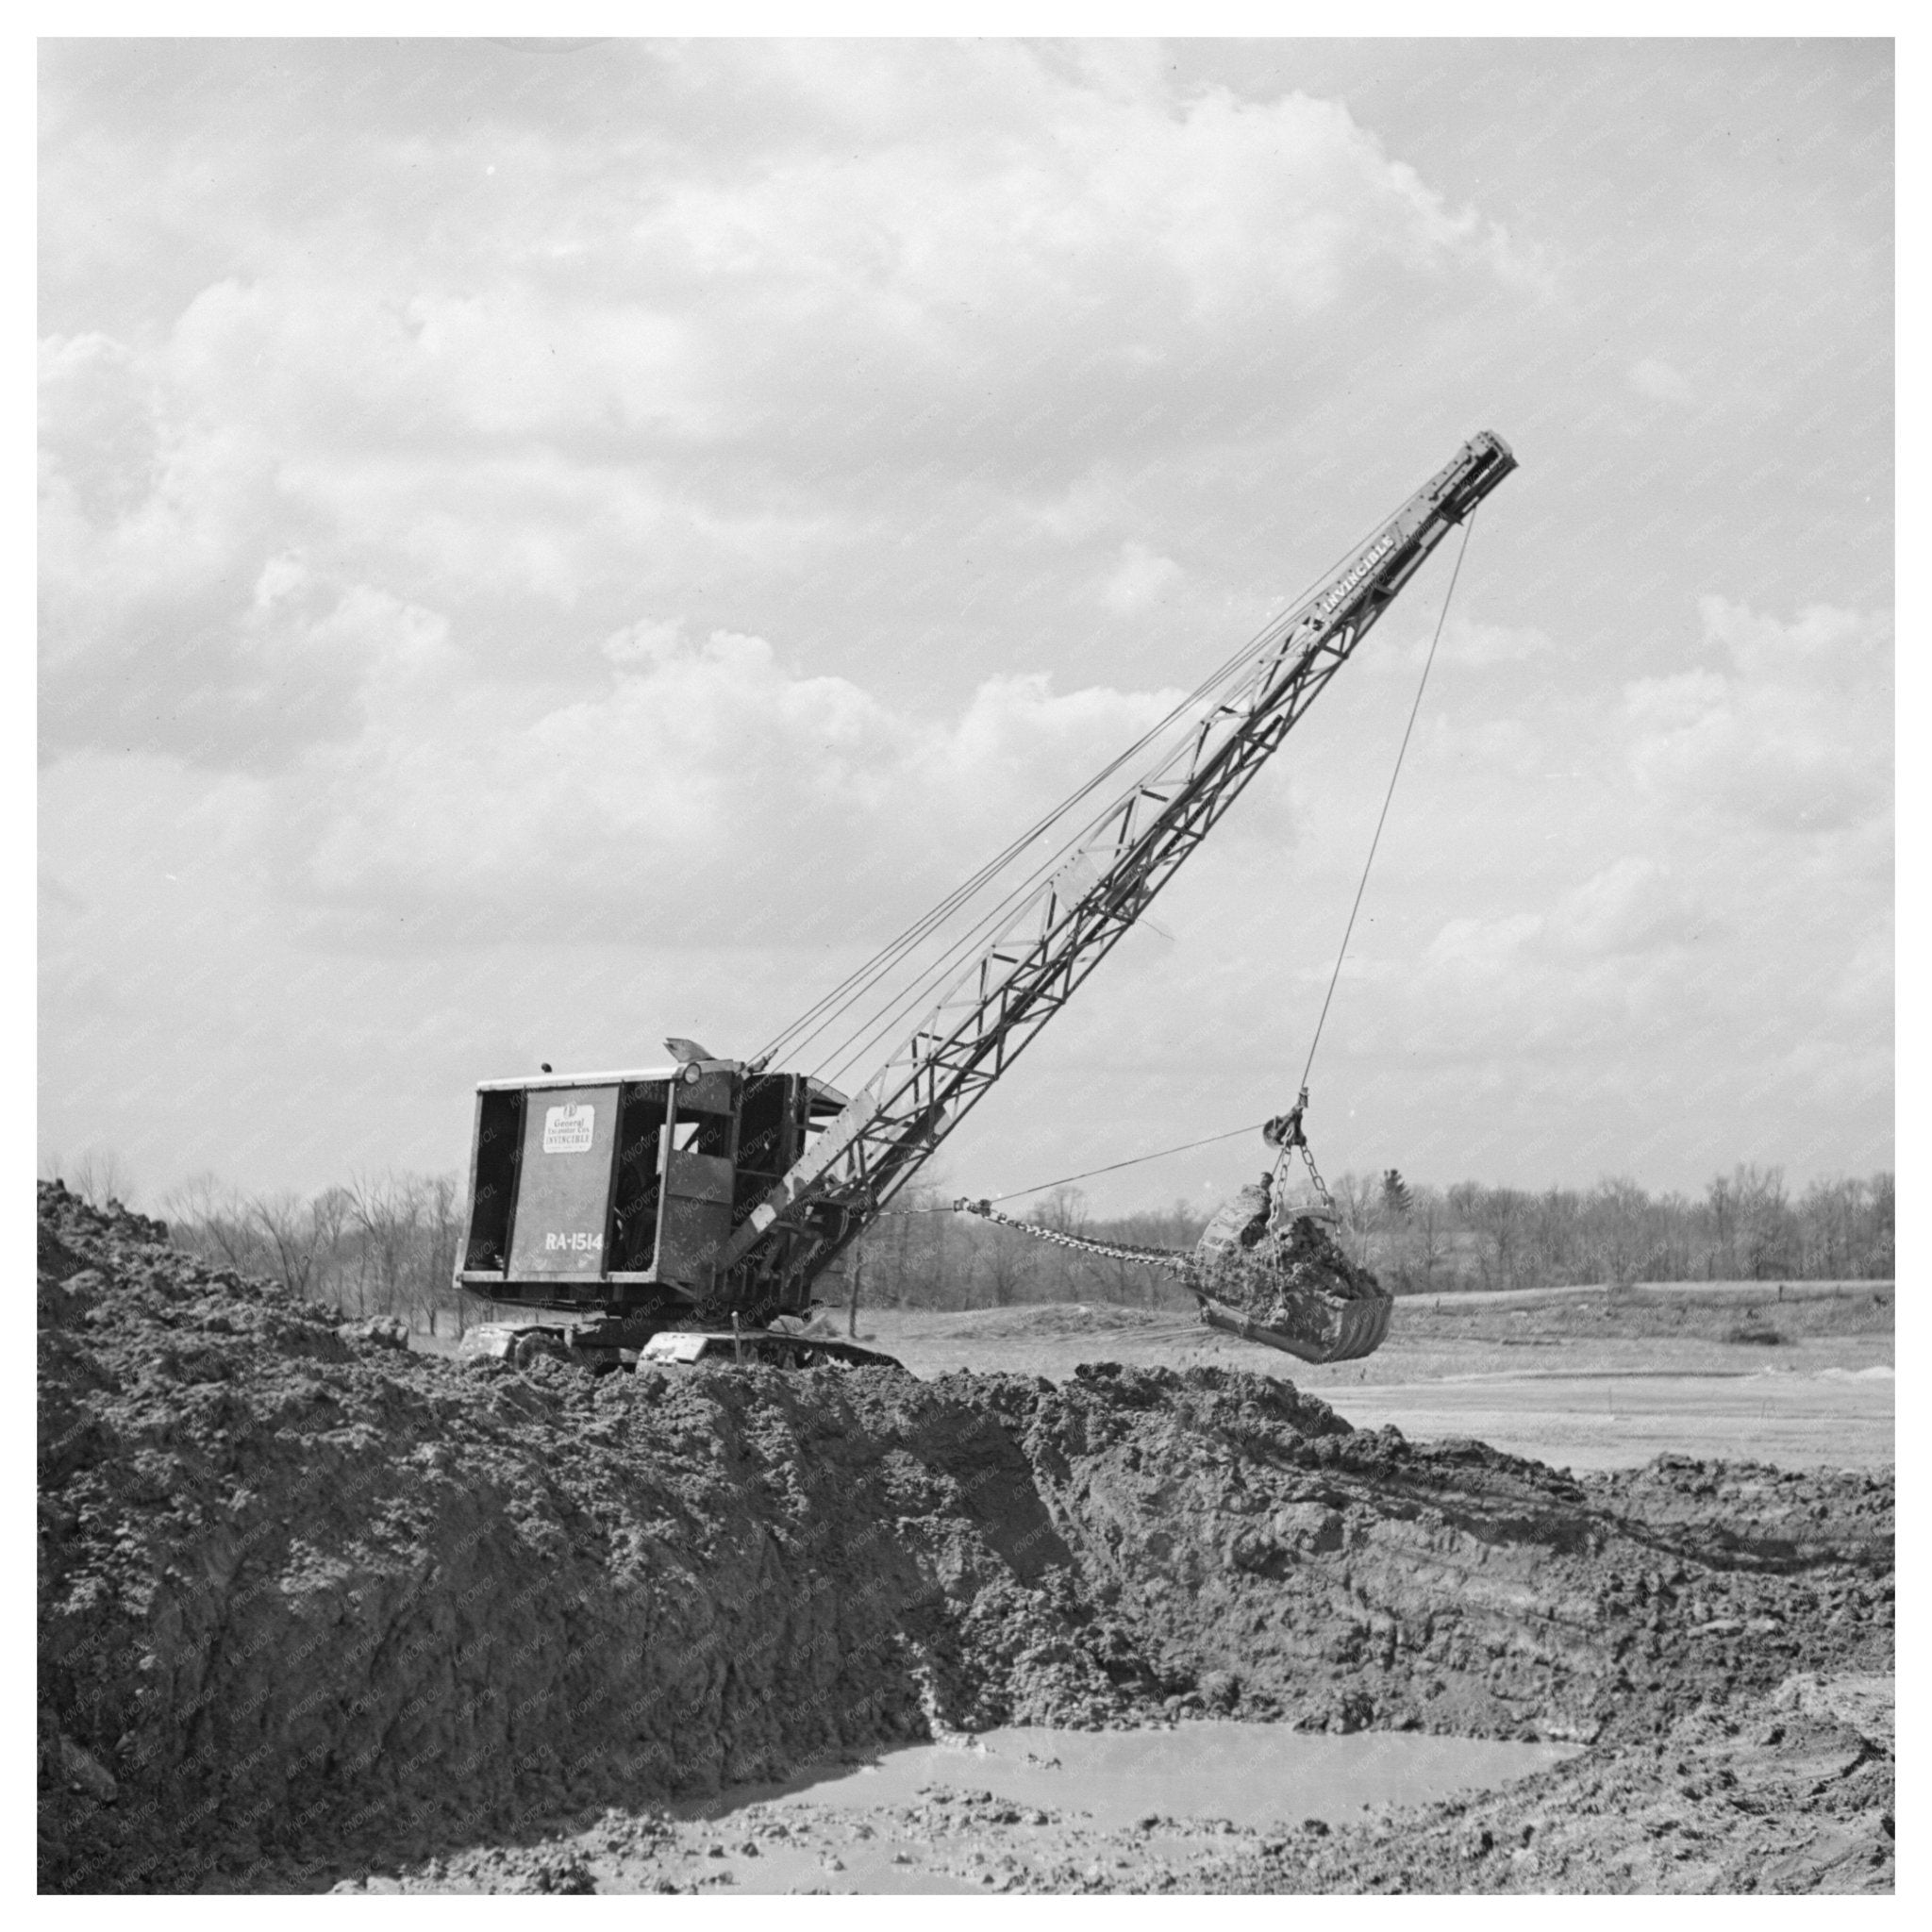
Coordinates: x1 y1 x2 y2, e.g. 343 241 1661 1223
756 508 1394 1072
761 624 1280 1069
810 790 1129 1084
807 529 1387 1086
813 778 1158 1087
782 616 1280 1080
1295 510 1477 1095
941 511 1479 1215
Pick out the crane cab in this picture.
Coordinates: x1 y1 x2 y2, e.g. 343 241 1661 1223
455 1061 847 1313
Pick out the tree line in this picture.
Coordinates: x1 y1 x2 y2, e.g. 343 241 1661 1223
842 1162 1895 1308
1320 1163 1892 1296
155 1170 483 1334
47 1156 1892 1331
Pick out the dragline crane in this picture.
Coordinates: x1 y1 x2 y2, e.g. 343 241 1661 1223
453 432 1518 1372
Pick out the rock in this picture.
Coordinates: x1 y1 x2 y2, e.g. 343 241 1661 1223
1197 1669 1240 1711
58 1737 118 1803
347 1314 410 1350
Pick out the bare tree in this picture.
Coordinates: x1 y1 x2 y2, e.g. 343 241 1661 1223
1392 1186 1452 1294
245 1191 321 1299
347 1173 425 1324
422 1174 464 1336
1026 1187 1090 1302
68 1147 136 1208
1864 1172 1895 1277
1581 1176 1648 1288
1333 1172 1382 1271
974 1221 1037 1308
164 1172 263 1273
310 1186 354 1314
1032 1186 1089 1237
1091 1244 1163 1309
1465 1186 1530 1291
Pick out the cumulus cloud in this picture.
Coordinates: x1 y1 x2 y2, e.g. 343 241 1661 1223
40 338 371 772
1100 541 1184 613
1440 617 1553 668
1625 597 1890 833
1545 856 1703 958
1387 615 1553 673
1628 357 1694 405
251 621 1191 951
1336 589 1892 1116
601 618 688 668
37 40 1891 1198
38 333 158 522
1397 858 1723 1063
1824 919 1892 1023
623 49 1525 395
1016 469 1125 544
39 42 1540 782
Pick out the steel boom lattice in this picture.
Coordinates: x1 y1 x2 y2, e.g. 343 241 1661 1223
711 431 1517 1314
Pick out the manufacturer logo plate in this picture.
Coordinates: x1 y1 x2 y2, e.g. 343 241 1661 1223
542 1103 595 1154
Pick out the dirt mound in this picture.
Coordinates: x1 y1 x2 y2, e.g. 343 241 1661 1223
1147 1672 1897 1893
38 1184 1891 1892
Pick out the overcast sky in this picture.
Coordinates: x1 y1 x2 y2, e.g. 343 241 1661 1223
38 38 1892 1217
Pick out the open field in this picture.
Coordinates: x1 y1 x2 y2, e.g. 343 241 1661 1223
824 1282 1894 1472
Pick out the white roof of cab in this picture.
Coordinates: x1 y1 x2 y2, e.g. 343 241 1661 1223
475 1066 685 1092
473 1067 850 1108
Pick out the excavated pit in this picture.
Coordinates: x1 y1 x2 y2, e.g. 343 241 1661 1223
38 1184 1892 1893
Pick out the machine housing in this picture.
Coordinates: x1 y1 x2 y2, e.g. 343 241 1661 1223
457 1061 846 1314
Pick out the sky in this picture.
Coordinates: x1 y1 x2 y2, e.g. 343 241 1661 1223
37 37 1893 1219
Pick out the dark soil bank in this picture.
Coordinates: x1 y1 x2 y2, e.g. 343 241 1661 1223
38 1185 1892 1892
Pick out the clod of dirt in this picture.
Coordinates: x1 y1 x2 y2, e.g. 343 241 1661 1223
38 1184 1891 1893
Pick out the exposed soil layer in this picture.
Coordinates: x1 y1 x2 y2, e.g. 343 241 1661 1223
38 1185 1892 1893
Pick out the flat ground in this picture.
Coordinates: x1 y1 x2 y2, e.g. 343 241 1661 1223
822 1280 1893 1472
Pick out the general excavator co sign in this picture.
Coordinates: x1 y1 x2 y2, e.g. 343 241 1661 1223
542 1104 595 1154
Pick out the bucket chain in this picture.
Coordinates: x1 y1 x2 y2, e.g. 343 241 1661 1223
954 1199 1194 1276
1267 1085 1338 1220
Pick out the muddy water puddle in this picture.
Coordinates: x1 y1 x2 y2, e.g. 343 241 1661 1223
667 1723 1579 1894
